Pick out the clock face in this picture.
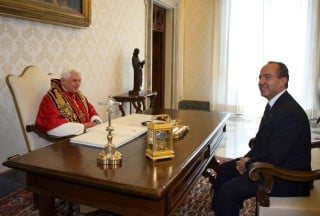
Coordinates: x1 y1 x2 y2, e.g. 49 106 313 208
155 130 170 150
156 130 168 141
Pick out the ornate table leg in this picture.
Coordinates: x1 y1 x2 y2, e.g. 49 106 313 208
132 99 144 113
118 103 125 116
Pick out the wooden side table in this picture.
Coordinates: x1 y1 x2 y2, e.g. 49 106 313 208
113 91 157 116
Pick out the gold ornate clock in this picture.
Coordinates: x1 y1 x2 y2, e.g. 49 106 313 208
146 114 174 161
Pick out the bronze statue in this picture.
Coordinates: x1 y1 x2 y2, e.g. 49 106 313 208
131 48 145 94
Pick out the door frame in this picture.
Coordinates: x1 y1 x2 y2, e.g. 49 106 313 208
144 0 183 109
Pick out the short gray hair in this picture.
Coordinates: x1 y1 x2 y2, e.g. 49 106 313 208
61 66 81 79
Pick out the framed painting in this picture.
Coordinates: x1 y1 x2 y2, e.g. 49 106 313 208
0 0 91 28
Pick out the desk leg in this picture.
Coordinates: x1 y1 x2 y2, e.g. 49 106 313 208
38 194 55 216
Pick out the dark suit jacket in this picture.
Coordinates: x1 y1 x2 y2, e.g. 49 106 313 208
246 91 311 196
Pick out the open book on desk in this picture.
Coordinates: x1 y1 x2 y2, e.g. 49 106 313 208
70 114 152 148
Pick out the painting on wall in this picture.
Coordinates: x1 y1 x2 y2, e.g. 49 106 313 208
0 0 91 28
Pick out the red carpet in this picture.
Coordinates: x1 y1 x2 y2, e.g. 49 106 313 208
0 176 255 215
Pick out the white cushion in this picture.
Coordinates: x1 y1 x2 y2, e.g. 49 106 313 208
259 181 320 216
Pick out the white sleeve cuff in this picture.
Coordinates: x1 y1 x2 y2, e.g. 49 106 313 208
91 115 103 124
47 122 85 137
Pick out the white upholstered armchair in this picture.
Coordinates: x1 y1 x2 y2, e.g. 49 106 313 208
248 146 320 216
6 65 71 151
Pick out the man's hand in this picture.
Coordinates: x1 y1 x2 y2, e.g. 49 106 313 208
83 122 96 129
236 157 250 174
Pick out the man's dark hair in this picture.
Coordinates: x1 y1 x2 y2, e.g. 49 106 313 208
268 61 289 88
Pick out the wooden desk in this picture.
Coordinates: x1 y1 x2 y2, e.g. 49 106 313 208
113 91 157 116
3 109 229 216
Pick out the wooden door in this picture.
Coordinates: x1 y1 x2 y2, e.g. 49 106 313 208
152 4 165 110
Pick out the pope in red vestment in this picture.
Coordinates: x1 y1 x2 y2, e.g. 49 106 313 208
36 67 102 137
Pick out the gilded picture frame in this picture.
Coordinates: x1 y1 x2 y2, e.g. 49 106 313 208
0 0 91 28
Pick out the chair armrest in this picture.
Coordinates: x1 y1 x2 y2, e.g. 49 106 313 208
26 124 74 142
248 162 320 207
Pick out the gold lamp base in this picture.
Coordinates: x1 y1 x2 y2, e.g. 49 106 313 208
97 125 122 165
97 96 123 166
97 149 122 165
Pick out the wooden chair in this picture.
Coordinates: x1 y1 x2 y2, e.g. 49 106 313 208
6 65 71 152
248 141 320 216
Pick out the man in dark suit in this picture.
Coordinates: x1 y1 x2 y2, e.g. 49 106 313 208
211 61 311 216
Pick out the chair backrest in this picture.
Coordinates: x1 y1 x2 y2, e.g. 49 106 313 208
6 65 60 152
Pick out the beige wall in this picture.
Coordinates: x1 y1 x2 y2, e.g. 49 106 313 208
0 0 146 171
183 0 214 102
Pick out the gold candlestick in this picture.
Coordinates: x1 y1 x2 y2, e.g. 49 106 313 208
97 96 122 165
